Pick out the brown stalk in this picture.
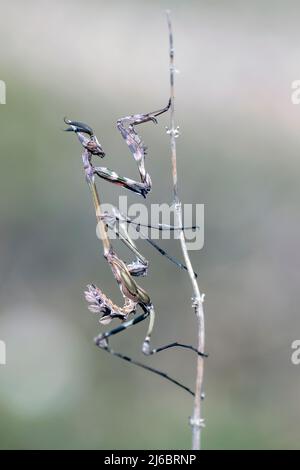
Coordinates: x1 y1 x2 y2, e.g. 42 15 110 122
166 11 206 450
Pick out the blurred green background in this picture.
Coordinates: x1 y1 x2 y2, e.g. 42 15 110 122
1 0 300 450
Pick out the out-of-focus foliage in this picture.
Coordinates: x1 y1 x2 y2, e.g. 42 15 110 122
0 0 300 449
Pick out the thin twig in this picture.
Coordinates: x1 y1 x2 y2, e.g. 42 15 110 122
165 11 206 450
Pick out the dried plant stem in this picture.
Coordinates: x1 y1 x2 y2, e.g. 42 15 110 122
166 11 206 451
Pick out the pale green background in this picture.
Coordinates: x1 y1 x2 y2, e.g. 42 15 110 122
0 0 299 449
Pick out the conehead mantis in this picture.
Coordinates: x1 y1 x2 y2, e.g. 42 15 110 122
64 101 207 396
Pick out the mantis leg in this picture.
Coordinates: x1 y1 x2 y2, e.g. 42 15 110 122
94 310 195 396
109 100 171 198
93 166 151 198
142 306 208 358
95 303 207 359
101 208 197 277
100 347 195 397
94 311 149 346
94 102 171 197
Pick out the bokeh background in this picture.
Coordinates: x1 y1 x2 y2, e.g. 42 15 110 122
0 0 300 450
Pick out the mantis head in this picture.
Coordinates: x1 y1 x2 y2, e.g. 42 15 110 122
64 118 105 157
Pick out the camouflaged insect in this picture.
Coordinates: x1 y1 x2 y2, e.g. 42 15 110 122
64 98 206 397
64 101 170 324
